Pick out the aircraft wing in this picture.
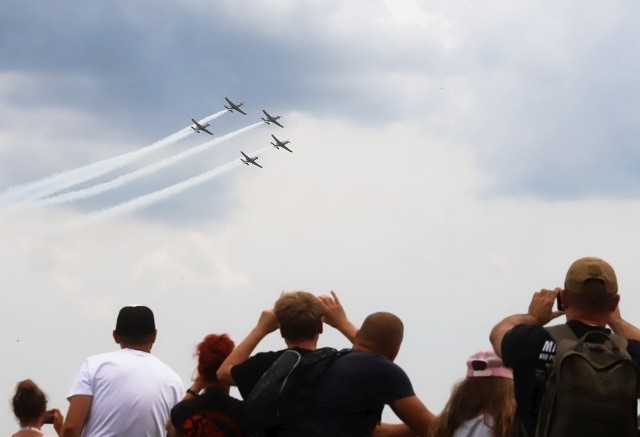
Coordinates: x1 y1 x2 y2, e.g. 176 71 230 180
280 144 293 153
254 161 263 168
272 119 284 128
201 127 214 135
241 151 250 159
226 97 247 115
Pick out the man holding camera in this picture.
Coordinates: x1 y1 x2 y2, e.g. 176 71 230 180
490 257 640 436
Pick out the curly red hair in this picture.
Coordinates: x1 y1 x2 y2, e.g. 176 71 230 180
196 333 235 383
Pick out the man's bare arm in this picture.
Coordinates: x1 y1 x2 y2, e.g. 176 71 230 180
61 395 92 437
216 309 279 386
388 395 436 437
608 306 640 341
373 422 415 437
490 288 564 357
320 291 358 344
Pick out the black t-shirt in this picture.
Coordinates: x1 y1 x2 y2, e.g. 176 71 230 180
502 320 640 437
231 348 314 436
170 389 247 436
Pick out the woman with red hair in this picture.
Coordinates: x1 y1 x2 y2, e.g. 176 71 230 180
168 333 247 436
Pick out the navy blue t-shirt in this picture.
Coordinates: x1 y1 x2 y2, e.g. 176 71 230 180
305 350 415 437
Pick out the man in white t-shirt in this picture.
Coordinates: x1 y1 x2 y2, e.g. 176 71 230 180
61 305 184 437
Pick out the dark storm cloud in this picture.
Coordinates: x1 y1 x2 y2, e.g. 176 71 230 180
0 0 439 135
1 0 639 205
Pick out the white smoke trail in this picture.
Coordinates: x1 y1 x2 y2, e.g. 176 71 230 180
37 122 263 206
43 146 273 233
0 111 226 207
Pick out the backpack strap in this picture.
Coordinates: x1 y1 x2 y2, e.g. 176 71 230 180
546 324 630 356
544 324 578 360
544 323 576 343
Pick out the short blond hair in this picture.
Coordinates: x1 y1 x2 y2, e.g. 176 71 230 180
274 291 324 341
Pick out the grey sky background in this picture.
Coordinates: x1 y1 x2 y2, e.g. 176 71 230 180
2 0 640 433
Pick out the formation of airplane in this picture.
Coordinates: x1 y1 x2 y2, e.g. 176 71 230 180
271 135 292 153
224 97 247 115
189 99 293 170
261 110 284 128
241 151 262 168
190 119 214 135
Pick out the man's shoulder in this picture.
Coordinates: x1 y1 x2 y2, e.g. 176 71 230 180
232 349 288 380
332 350 402 375
246 349 288 364
502 323 552 367
83 348 126 364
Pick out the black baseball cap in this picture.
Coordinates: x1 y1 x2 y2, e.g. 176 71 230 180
115 305 156 337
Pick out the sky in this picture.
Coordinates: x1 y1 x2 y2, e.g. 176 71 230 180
2 0 640 433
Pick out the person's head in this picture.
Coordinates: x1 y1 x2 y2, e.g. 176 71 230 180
196 333 235 384
113 305 157 350
432 351 515 437
274 291 324 342
12 379 47 426
355 312 404 360
561 257 620 317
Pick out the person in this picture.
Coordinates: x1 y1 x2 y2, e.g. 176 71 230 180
216 290 357 436
490 256 640 436
61 305 184 437
306 311 437 437
168 333 247 436
430 350 515 437
11 379 64 437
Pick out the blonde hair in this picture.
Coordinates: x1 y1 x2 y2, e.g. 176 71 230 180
274 291 324 341
431 377 515 437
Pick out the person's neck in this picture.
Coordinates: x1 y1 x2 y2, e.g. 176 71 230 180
120 343 152 352
19 421 41 431
285 338 317 350
567 312 608 327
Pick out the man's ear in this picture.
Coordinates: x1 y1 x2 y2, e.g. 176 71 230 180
388 345 401 362
113 330 120 344
610 294 621 312
560 289 569 309
149 330 158 344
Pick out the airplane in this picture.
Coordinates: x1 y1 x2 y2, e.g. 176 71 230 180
271 134 292 153
190 119 214 135
224 97 247 115
261 109 284 128
241 151 263 168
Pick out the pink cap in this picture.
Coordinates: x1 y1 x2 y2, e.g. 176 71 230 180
466 350 513 379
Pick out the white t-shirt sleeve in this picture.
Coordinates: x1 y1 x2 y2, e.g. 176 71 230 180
67 359 94 399
452 415 495 437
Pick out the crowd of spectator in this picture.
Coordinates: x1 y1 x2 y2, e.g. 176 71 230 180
9 257 640 437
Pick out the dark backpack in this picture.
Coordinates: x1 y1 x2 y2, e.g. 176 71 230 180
246 347 346 431
535 324 639 437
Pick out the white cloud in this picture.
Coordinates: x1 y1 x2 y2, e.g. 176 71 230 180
4 113 640 431
2 1 640 432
